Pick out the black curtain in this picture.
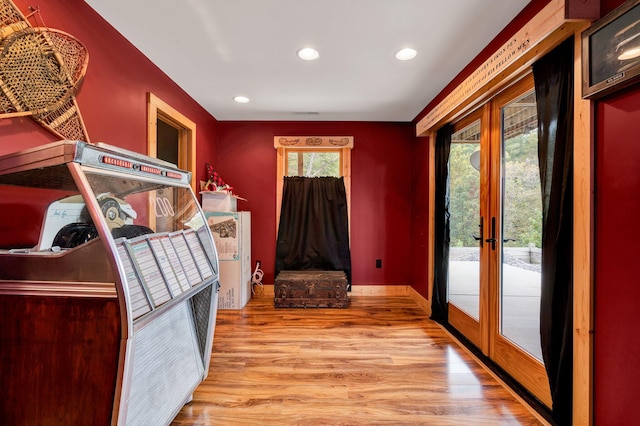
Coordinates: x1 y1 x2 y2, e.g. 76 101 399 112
533 37 574 426
430 123 454 323
275 176 352 284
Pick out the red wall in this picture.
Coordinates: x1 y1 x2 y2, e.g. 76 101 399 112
601 0 626 14
409 135 431 297
591 1 639 424
0 0 218 184
594 86 640 424
216 121 415 286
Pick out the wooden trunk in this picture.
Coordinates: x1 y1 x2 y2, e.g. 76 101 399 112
274 270 349 308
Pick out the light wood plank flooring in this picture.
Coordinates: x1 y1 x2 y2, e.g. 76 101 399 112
173 296 543 425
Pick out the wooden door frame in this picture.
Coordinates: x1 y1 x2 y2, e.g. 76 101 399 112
446 106 488 351
147 93 197 193
422 2 594 421
445 73 551 407
488 74 551 407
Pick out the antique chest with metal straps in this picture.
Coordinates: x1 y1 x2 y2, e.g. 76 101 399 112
274 270 349 308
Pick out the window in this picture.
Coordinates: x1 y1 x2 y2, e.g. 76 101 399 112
274 136 353 232
286 150 341 177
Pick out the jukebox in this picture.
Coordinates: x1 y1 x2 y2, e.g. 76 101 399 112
0 141 220 425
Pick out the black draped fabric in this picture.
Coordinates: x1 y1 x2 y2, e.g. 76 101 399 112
275 176 352 284
430 124 453 323
533 37 574 426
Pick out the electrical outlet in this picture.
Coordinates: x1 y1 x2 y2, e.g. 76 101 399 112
376 259 382 268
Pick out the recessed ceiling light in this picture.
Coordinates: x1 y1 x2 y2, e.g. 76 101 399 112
395 47 417 61
233 95 250 103
297 47 320 61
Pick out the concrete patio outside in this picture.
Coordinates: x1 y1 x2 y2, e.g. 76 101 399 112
448 253 542 361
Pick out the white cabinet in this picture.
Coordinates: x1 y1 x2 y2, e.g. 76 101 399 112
205 211 251 309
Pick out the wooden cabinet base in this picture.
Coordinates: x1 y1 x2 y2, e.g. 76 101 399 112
0 295 120 426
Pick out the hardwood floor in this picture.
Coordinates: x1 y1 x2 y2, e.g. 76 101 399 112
172 296 544 425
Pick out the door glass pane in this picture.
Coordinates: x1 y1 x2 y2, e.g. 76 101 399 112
500 90 543 361
448 120 481 320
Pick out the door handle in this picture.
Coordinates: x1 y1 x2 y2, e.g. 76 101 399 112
485 217 496 250
503 238 516 243
472 217 484 248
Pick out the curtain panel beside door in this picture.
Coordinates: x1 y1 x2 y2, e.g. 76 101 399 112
533 37 574 426
430 124 453 324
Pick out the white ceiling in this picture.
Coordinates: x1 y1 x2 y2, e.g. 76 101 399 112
84 0 530 122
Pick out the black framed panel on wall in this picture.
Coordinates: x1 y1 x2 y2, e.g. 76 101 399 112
582 0 640 99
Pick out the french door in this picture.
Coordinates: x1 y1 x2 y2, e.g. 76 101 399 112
447 74 551 407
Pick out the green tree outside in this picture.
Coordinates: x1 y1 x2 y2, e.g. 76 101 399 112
287 151 340 177
449 131 541 249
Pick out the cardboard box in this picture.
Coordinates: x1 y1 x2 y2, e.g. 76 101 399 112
205 212 252 309
200 191 237 212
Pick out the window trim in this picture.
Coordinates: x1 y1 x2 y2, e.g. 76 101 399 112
274 136 353 236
